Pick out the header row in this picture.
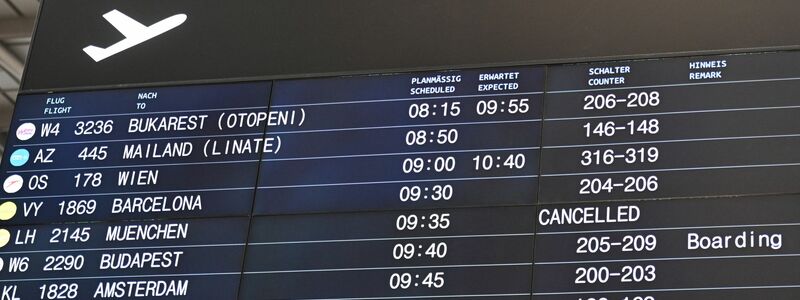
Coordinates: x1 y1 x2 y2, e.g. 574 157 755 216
16 51 800 117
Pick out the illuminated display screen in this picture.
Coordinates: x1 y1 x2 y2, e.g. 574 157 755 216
2 51 800 299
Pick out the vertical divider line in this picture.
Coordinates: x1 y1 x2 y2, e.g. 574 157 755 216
530 65 551 300
235 81 276 300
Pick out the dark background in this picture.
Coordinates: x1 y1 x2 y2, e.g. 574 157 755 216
21 0 800 92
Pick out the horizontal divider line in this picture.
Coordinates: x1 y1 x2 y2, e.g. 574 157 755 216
533 284 800 296
546 76 800 94
243 262 532 275
9 159 260 173
535 253 800 265
263 147 540 162
298 293 531 300
0 271 242 283
19 105 270 121
260 175 539 189
5 176 538 199
538 222 800 235
0 243 246 255
3 187 255 200
541 161 800 177
546 104 800 122
267 119 541 135
541 133 800 149
248 233 536 246
270 91 543 108
12 132 264 148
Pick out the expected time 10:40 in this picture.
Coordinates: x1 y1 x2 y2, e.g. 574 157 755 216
401 154 526 174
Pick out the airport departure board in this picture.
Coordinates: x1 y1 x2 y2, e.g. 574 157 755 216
2 50 800 299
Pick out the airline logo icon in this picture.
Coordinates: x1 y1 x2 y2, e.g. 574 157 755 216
83 9 188 62
9 149 29 167
0 229 9 248
0 201 16 221
3 175 22 194
15 123 35 141
3 175 23 194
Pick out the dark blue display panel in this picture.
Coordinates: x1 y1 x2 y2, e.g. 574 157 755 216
2 51 800 300
240 207 535 299
530 51 800 300
255 67 543 214
0 83 268 299
244 67 543 299
540 51 800 203
2 82 271 224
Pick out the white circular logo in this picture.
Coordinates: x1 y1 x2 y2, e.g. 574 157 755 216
3 175 23 194
15 123 36 141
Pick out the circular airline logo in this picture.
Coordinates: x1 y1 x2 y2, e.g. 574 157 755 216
3 175 23 194
9 149 29 167
0 201 16 221
15 123 36 141
0 229 9 248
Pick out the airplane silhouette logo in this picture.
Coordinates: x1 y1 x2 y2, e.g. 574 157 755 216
83 10 187 62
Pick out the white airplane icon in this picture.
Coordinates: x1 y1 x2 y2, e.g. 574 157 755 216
83 10 187 62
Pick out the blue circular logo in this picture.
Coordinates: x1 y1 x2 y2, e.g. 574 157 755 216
9 149 29 167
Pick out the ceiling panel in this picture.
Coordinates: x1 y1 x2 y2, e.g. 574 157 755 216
4 37 30 44
0 0 34 155
8 43 28 61
3 89 16 100
10 0 38 17
0 71 17 90
0 1 18 18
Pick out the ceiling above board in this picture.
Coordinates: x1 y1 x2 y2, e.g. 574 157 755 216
0 0 38 154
